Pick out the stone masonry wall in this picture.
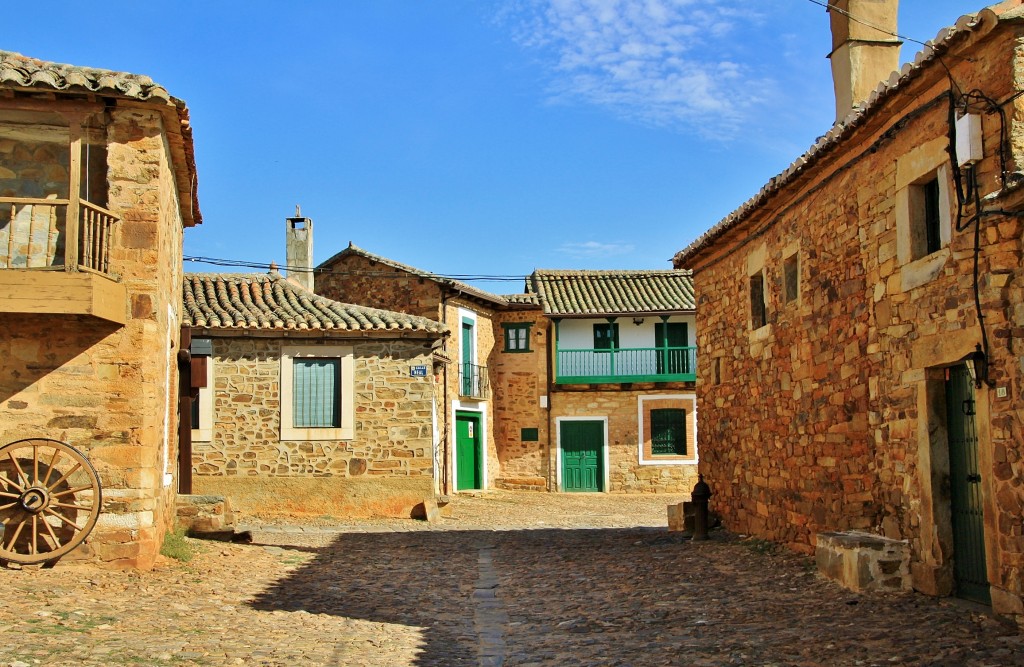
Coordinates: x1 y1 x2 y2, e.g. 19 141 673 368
551 386 698 493
489 309 549 488
683 19 1024 617
191 336 438 517
316 252 443 321
0 103 186 568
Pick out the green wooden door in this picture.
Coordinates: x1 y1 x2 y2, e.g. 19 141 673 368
945 365 990 604
655 322 689 374
456 412 482 491
561 420 603 492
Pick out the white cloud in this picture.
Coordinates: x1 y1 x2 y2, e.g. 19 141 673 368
499 0 775 140
559 240 636 258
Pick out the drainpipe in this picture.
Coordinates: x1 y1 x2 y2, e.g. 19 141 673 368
547 318 560 491
440 284 450 495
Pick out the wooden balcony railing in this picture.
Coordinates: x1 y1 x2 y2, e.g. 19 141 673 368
0 197 118 275
555 346 697 384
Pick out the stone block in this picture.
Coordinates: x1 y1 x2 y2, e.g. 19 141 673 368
815 531 910 593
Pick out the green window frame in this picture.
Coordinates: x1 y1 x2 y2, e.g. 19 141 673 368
593 322 619 351
650 408 686 456
292 358 342 428
502 323 532 353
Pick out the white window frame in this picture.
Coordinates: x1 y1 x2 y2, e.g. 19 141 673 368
191 356 214 443
637 394 698 466
280 344 355 441
895 137 952 291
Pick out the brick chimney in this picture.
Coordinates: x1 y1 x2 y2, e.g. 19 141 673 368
285 206 314 292
827 0 901 122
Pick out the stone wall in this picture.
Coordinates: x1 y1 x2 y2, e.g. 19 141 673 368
680 17 1024 618
489 309 549 489
551 386 699 493
191 335 439 518
0 103 186 568
316 252 444 321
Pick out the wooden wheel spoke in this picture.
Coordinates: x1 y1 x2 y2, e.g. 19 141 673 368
40 515 62 550
42 449 63 488
32 444 39 486
4 518 27 551
52 484 95 498
52 501 90 512
0 490 20 499
0 474 25 493
45 462 82 494
7 452 29 488
0 501 17 511
30 515 38 555
43 506 84 532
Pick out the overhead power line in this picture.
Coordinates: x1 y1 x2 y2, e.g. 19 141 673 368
804 0 932 48
183 255 529 282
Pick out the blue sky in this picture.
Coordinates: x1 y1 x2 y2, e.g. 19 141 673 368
7 1 981 294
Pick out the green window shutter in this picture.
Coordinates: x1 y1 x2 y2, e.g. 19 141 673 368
651 408 686 455
293 358 341 428
521 427 539 441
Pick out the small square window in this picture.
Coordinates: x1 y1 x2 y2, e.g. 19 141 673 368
502 323 532 352
750 271 767 329
783 253 799 304
521 427 539 441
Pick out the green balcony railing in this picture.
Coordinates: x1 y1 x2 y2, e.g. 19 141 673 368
555 346 697 384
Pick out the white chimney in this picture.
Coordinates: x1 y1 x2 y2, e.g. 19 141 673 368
285 205 314 292
827 0 901 122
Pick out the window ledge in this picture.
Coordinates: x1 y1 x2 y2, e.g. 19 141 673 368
900 247 949 292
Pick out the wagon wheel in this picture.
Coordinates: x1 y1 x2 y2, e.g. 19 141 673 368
0 438 102 565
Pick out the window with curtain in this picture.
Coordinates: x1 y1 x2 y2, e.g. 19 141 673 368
292 358 341 428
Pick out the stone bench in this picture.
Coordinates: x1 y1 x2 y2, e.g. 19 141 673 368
816 531 910 593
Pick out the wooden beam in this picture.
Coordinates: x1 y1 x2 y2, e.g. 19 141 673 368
0 269 127 324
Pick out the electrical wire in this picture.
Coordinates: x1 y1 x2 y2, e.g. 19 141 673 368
183 255 529 282
803 0 933 48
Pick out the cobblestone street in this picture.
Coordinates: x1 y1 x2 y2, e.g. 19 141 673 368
1 492 1022 666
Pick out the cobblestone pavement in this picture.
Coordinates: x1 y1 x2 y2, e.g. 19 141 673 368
1 491 1022 666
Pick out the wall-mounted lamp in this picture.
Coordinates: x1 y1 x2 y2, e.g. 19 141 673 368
962 344 990 389
632 317 645 326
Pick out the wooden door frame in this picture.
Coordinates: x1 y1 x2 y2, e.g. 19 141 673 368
555 416 609 493
453 405 486 492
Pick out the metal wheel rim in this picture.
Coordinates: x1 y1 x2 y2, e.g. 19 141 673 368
0 438 102 564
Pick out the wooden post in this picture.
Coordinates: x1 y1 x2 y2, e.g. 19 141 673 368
65 114 83 272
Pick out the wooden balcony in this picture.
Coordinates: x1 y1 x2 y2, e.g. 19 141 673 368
555 346 697 384
0 197 126 324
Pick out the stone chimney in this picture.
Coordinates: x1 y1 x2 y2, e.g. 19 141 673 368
285 205 314 292
827 0 901 122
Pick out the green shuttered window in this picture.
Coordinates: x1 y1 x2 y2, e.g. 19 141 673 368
593 323 619 351
503 323 532 352
292 358 341 428
650 408 686 456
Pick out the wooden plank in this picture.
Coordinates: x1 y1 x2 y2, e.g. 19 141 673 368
65 117 82 271
0 270 126 325
0 197 71 206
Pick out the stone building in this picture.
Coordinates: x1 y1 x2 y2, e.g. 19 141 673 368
507 270 699 494
672 1 1024 620
0 51 200 567
182 271 448 518
315 243 698 494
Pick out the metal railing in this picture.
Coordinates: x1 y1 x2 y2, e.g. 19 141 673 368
459 362 490 399
556 346 697 383
0 197 118 275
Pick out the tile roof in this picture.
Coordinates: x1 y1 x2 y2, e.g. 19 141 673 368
528 269 694 316
0 50 201 226
672 4 1011 268
318 243 508 306
183 272 447 334
503 293 542 307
